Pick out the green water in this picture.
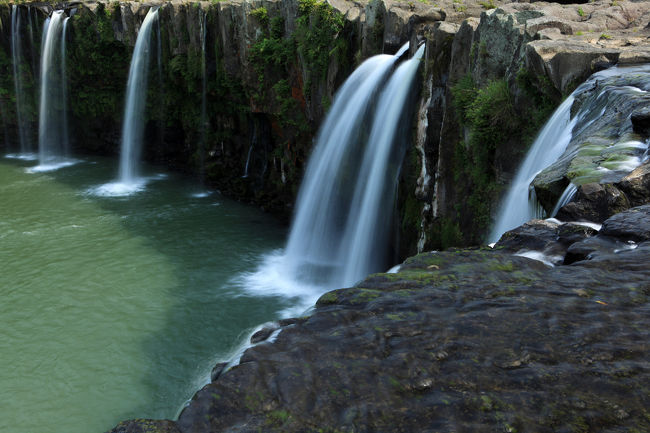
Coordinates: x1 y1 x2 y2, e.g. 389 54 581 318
0 157 290 433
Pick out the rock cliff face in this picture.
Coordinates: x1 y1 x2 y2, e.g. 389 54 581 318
0 0 441 218
1 0 648 246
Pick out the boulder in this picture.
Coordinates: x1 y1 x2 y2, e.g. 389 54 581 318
496 219 596 265
600 203 650 241
555 182 630 223
630 108 650 137
616 161 650 207
524 39 619 94
564 235 637 264
109 420 181 433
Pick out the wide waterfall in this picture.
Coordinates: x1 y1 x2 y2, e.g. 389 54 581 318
97 7 159 196
242 44 424 311
340 46 425 285
34 11 71 171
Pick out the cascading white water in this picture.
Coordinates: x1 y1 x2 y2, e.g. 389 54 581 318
242 140 253 178
488 96 577 242
198 9 208 183
551 183 578 216
27 6 38 77
282 53 401 287
62 17 70 153
340 44 426 285
11 5 33 156
242 43 424 313
93 8 159 195
103 7 159 194
490 66 650 242
34 11 72 171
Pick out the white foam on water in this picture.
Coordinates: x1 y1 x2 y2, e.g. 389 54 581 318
88 179 147 197
514 250 562 267
26 158 79 173
5 153 38 161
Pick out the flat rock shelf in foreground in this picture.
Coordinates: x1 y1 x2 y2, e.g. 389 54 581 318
111 205 650 433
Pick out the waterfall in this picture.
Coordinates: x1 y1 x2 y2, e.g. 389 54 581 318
27 6 38 78
95 8 158 195
551 183 578 217
340 45 425 285
242 140 253 178
34 11 72 171
242 43 424 312
62 17 70 154
11 5 33 156
490 65 650 242
118 7 159 187
488 96 576 241
282 53 401 287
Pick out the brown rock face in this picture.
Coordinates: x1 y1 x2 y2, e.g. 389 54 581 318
555 183 630 223
616 161 650 207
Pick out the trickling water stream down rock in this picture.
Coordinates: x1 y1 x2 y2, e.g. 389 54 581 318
0 0 649 432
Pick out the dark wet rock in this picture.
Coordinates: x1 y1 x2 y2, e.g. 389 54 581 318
495 219 563 252
496 219 597 253
277 317 309 327
496 219 596 265
555 182 630 223
210 362 228 383
563 205 650 263
631 108 650 136
600 203 650 241
564 235 622 264
111 205 650 432
250 325 279 344
616 161 650 207
108 419 181 433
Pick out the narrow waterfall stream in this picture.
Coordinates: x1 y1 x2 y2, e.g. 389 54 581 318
242 45 424 311
96 7 159 196
488 95 576 242
34 10 72 171
198 9 208 185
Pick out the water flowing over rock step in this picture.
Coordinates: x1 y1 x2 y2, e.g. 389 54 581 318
109 204 650 432
490 64 650 242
